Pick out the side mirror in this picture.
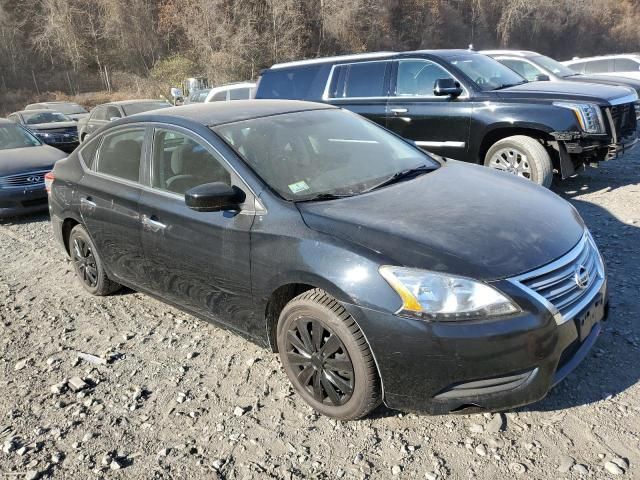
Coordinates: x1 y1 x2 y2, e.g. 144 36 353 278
185 182 246 212
535 74 551 81
434 78 463 98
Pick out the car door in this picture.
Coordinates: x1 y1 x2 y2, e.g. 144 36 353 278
137 125 255 333
324 60 391 128
77 127 148 286
386 58 471 159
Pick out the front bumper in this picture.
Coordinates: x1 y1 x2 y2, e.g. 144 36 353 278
0 186 49 218
343 278 608 415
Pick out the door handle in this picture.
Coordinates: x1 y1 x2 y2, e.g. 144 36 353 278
142 215 167 232
80 197 96 208
390 108 409 114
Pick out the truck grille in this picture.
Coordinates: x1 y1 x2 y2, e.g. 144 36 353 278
0 169 50 189
607 103 637 139
509 233 605 324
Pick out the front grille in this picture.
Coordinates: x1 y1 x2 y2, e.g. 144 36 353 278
606 103 637 139
0 169 50 189
510 233 605 324
38 127 78 135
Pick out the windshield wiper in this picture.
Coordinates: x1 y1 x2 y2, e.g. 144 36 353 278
364 164 434 192
297 192 355 202
492 80 528 90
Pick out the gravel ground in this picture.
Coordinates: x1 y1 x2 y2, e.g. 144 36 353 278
1 152 639 480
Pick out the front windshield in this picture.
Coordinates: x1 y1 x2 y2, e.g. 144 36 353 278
54 103 88 115
450 54 527 90
0 124 41 150
214 109 438 201
532 55 578 78
123 102 171 116
22 111 71 125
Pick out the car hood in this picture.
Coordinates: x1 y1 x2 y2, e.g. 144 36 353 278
297 161 585 281
66 113 89 121
497 80 636 105
0 145 67 177
26 121 78 131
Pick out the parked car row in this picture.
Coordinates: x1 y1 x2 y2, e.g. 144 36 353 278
2 47 636 420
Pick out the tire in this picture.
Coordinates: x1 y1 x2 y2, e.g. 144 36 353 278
277 288 381 420
68 225 121 296
484 135 554 188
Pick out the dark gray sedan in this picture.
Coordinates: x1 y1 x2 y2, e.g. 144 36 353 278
0 119 67 218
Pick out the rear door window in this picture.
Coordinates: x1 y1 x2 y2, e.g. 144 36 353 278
210 90 228 102
229 88 251 100
329 61 390 98
105 106 122 120
95 129 145 183
584 59 611 74
91 106 108 121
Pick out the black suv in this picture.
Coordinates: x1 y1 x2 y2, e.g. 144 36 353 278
256 50 639 187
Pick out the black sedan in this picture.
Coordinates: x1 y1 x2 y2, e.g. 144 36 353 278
48 101 608 419
0 119 67 218
7 110 79 153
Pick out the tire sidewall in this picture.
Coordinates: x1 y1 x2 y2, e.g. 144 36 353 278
277 300 371 420
485 138 548 186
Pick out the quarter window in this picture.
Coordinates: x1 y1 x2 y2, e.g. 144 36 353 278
79 137 100 170
151 129 230 195
210 91 228 102
95 129 145 182
395 60 456 97
329 61 389 98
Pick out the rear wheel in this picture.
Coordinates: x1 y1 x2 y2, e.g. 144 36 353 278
484 135 553 188
277 289 381 420
69 225 121 296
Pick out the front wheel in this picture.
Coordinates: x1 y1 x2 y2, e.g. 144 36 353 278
484 135 554 188
277 289 381 420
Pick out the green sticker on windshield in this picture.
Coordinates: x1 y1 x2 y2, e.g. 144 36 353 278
288 180 310 194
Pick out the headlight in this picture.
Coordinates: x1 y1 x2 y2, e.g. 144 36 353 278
553 102 605 134
379 266 519 321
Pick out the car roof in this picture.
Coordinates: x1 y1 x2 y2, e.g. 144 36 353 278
30 101 80 105
269 49 482 69
12 109 59 115
0 118 14 125
481 50 540 57
120 100 336 127
100 99 170 107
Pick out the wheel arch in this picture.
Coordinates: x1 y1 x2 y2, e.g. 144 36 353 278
61 216 82 256
478 125 557 165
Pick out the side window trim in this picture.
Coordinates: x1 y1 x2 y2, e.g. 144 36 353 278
322 59 392 101
88 125 148 187
146 123 258 209
390 58 469 100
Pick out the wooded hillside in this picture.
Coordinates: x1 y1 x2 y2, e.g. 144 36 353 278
1 0 639 95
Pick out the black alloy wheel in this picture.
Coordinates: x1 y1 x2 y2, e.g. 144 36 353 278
285 318 355 406
72 236 98 288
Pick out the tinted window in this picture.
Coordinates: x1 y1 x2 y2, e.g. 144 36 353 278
152 129 230 195
0 124 41 150
229 88 251 100
530 55 576 77
330 61 388 98
106 106 122 120
122 102 170 116
396 60 455 96
96 129 145 182
584 59 611 74
614 58 640 72
500 59 542 82
91 106 108 121
256 65 323 100
54 103 87 115
215 109 436 201
210 91 227 102
79 137 101 169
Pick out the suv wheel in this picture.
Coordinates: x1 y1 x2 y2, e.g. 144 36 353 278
485 135 553 188
277 289 382 420
69 224 121 296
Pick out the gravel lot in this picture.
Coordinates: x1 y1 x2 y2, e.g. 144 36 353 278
1 152 639 480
